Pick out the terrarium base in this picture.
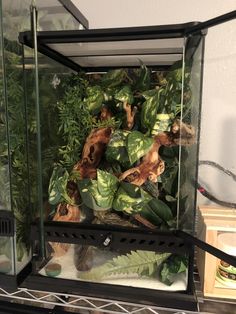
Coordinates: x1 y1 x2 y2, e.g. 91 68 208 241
0 262 32 290
22 272 198 312
39 245 188 292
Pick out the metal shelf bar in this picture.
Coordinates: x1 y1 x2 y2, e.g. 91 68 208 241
0 287 198 314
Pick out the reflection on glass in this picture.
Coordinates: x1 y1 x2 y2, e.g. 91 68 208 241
0 0 34 275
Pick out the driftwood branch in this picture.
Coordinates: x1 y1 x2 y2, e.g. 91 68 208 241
73 127 112 179
119 120 195 186
123 102 137 130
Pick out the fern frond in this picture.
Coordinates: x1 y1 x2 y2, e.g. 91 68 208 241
79 250 170 281
93 117 121 129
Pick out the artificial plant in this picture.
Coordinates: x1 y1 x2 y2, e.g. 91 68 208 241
46 62 194 285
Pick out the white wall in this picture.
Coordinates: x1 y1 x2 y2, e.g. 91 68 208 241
73 0 236 206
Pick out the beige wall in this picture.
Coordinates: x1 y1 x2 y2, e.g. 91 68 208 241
73 0 236 206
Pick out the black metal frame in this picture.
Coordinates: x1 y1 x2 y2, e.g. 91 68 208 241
0 211 32 290
23 274 198 311
18 10 236 73
0 262 32 290
0 210 14 237
20 220 236 311
30 221 236 266
24 221 198 311
4 6 234 311
58 0 89 29
0 299 56 314
19 22 201 72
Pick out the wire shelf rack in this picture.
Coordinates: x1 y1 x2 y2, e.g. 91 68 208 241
0 287 199 314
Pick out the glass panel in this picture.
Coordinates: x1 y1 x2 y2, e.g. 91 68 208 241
0 0 34 275
178 35 204 234
35 0 86 30
31 24 203 291
48 38 184 57
0 0 15 275
0 2 11 213
35 60 192 235
40 241 188 291
0 237 15 275
70 54 182 67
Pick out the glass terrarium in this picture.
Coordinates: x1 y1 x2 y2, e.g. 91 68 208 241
19 16 203 309
0 0 88 288
0 0 33 286
2 1 236 311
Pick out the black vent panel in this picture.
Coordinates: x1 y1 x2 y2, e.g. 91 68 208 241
31 221 191 254
0 210 14 236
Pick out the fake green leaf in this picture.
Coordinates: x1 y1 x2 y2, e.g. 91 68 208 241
160 255 188 285
127 131 154 165
101 69 126 88
113 185 151 214
141 89 159 133
84 85 104 115
161 162 178 195
48 166 73 205
113 187 142 214
79 250 171 281
97 169 119 197
89 180 114 209
78 179 96 209
148 198 173 222
133 202 163 226
135 63 151 91
78 179 110 211
114 85 134 104
78 170 119 210
120 182 141 198
105 130 131 167
151 113 173 136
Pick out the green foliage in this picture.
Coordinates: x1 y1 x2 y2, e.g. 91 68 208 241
113 187 142 214
97 169 119 197
159 146 179 196
101 69 127 88
58 83 93 169
113 185 151 214
84 85 104 115
78 179 107 211
141 89 159 134
88 170 119 209
160 254 188 285
135 203 163 226
89 180 114 209
93 117 121 129
48 165 74 205
127 131 154 165
148 199 173 223
135 63 151 91
114 85 134 104
151 113 173 136
79 250 171 280
105 130 131 167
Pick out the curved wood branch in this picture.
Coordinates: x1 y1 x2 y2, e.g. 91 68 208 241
123 102 137 130
50 203 80 257
119 120 195 186
73 127 112 179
